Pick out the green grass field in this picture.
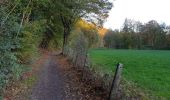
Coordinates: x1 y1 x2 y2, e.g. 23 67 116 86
89 49 170 99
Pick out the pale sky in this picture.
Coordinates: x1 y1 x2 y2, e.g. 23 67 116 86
104 0 170 30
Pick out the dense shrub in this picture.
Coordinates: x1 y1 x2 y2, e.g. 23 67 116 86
66 29 88 67
0 6 22 93
0 3 45 95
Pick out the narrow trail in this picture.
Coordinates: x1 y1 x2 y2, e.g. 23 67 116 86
29 52 106 100
30 54 66 100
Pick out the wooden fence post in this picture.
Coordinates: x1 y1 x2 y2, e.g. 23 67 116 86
108 63 123 100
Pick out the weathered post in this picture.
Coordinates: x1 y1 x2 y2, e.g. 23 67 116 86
108 63 123 100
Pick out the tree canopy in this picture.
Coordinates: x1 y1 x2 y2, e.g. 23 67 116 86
0 0 113 95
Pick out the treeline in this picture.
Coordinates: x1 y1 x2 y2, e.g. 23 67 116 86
104 19 170 50
0 0 112 96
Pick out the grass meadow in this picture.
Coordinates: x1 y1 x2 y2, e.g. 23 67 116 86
89 49 170 99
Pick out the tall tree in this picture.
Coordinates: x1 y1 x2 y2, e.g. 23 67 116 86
54 0 113 54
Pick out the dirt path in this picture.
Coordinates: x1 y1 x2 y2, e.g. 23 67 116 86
29 52 106 100
30 54 66 100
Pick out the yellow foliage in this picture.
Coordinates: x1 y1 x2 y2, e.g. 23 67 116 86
98 28 108 37
75 19 109 36
75 19 97 31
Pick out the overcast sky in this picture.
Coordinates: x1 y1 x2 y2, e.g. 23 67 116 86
104 0 170 30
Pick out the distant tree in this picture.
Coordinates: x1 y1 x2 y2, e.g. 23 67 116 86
104 30 123 48
141 20 166 49
166 34 170 49
122 18 135 33
121 19 139 49
104 30 115 48
103 19 170 50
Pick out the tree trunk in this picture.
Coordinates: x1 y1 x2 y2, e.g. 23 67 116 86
60 14 72 55
61 20 71 54
62 33 67 55
62 29 69 55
